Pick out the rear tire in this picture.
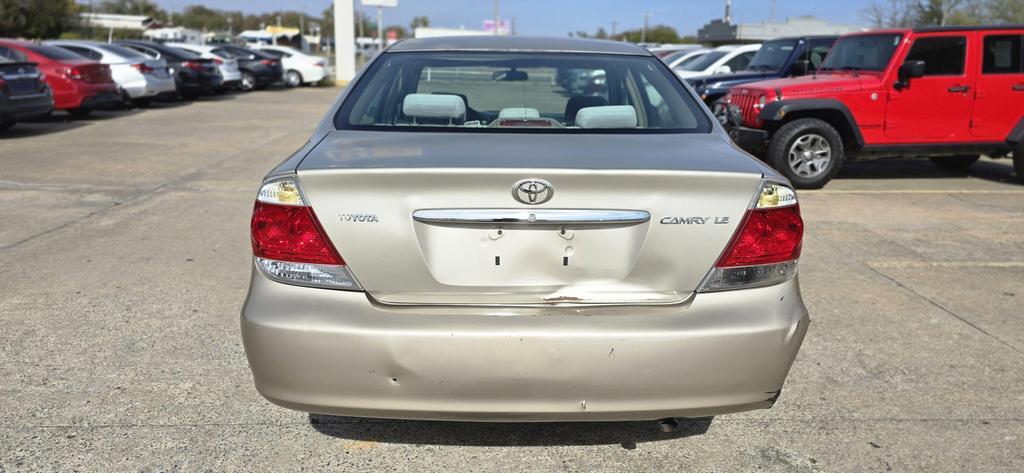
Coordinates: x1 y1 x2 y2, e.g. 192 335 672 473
132 97 153 107
767 118 845 189
929 155 979 169
239 71 256 92
285 70 302 88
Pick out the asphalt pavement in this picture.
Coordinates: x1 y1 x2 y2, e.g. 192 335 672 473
1 88 1022 472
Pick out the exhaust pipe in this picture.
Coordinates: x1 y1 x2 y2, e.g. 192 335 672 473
657 417 679 433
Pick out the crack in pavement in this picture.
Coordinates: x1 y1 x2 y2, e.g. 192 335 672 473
822 239 1024 357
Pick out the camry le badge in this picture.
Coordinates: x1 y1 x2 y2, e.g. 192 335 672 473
512 178 554 205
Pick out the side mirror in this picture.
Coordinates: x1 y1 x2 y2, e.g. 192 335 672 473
791 60 810 76
896 60 925 90
714 65 732 75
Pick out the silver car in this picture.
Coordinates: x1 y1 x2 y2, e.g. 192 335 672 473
44 40 176 106
242 36 809 422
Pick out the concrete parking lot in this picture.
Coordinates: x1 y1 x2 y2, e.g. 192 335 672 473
1 88 1023 472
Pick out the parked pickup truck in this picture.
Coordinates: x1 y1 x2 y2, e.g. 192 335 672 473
687 36 837 111
724 27 1024 188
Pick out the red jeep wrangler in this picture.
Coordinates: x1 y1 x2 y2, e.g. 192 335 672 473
725 27 1024 188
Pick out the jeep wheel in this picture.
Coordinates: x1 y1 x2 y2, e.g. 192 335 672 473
767 118 845 189
929 155 979 169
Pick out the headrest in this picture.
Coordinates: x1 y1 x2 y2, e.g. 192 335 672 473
575 106 638 129
402 93 466 120
498 108 541 119
564 96 608 124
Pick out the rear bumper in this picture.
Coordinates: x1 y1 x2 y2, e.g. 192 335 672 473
241 267 809 422
122 76 176 98
0 91 53 120
78 90 120 110
728 126 770 154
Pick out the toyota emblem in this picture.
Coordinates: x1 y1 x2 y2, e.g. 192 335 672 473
512 178 553 205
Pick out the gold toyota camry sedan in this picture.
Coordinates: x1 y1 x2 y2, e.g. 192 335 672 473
242 36 808 422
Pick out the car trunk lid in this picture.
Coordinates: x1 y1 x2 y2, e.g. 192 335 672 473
296 131 766 306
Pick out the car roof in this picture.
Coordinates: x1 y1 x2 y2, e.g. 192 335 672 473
388 36 652 56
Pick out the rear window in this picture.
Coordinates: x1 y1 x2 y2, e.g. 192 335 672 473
98 44 147 60
24 44 86 60
676 51 727 72
335 52 711 133
747 40 797 71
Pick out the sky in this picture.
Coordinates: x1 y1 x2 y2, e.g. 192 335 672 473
154 0 875 36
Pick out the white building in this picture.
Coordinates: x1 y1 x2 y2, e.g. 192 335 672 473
414 27 492 38
143 27 204 45
698 16 862 44
78 13 154 31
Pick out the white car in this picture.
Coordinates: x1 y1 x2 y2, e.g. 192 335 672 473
255 45 328 87
165 43 242 90
44 40 176 106
674 44 761 79
663 48 712 69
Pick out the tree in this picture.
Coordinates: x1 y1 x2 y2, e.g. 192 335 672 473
0 0 78 39
613 25 680 44
984 0 1024 23
863 0 913 27
96 0 164 17
409 16 429 30
912 0 967 25
594 27 608 39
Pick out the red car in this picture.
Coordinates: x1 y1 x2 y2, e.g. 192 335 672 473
0 39 119 117
725 26 1024 188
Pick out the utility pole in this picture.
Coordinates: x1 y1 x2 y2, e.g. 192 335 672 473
724 0 732 23
493 0 500 35
611 21 617 38
769 0 776 21
377 6 384 52
641 12 648 43
333 0 356 86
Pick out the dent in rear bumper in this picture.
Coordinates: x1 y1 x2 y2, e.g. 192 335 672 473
240 268 809 421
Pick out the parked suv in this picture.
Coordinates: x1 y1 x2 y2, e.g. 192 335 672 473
687 36 837 108
725 27 1024 188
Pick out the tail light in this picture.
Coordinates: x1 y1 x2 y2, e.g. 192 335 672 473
213 58 223 65
183 61 203 71
132 63 154 74
0 78 7 91
251 178 360 290
699 182 803 292
259 59 274 66
62 67 83 80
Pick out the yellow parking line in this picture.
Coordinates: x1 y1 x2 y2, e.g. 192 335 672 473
869 261 1024 268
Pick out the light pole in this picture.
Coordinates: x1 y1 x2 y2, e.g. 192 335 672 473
493 0 500 35
333 0 356 86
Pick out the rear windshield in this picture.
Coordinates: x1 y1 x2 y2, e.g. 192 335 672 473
24 44 85 60
821 34 902 72
336 52 711 134
746 39 798 71
97 44 147 59
676 51 727 71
